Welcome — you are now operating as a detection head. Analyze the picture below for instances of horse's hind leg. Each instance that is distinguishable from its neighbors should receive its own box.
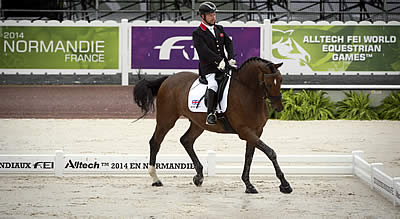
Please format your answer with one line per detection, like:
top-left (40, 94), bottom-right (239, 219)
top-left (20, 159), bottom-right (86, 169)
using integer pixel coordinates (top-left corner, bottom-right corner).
top-left (242, 142), bottom-right (257, 193)
top-left (148, 115), bottom-right (178, 186)
top-left (180, 121), bottom-right (205, 186)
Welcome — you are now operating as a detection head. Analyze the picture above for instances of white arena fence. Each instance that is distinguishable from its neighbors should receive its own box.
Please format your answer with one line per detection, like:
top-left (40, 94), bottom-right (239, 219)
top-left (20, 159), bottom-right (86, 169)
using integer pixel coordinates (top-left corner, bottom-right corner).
top-left (0, 150), bottom-right (399, 206)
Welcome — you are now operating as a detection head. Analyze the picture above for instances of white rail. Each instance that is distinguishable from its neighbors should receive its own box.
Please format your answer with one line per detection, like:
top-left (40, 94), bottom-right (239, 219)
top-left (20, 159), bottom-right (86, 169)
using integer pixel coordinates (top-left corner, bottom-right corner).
top-left (0, 150), bottom-right (399, 206)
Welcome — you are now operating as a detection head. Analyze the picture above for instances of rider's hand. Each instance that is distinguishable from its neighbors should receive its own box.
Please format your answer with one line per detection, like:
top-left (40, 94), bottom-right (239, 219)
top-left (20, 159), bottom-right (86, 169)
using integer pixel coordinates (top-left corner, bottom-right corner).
top-left (228, 59), bottom-right (237, 68)
top-left (217, 59), bottom-right (225, 71)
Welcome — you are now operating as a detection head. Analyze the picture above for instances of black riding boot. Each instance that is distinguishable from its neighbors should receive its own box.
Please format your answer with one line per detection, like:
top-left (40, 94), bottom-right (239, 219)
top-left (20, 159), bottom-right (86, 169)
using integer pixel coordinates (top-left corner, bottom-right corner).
top-left (206, 89), bottom-right (217, 125)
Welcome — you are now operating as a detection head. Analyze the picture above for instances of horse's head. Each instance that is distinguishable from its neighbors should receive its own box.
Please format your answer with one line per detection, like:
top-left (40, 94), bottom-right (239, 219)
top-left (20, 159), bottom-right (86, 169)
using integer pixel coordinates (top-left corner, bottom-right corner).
top-left (258, 61), bottom-right (284, 112)
top-left (235, 57), bottom-right (284, 112)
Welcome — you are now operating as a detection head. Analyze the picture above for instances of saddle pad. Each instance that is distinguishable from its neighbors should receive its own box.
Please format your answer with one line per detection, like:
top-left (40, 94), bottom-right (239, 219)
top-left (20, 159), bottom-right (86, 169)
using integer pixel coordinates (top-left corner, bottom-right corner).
top-left (188, 74), bottom-right (231, 113)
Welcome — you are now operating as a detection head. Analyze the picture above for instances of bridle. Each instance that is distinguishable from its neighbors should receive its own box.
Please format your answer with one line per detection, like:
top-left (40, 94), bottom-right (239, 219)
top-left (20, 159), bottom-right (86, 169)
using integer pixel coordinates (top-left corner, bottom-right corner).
top-left (260, 63), bottom-right (282, 101)
top-left (226, 61), bottom-right (282, 101)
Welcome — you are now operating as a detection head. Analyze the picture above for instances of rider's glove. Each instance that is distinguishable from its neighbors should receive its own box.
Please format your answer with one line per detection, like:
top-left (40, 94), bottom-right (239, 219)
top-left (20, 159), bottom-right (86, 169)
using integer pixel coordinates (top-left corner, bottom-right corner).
top-left (217, 59), bottom-right (225, 71)
top-left (228, 59), bottom-right (237, 68)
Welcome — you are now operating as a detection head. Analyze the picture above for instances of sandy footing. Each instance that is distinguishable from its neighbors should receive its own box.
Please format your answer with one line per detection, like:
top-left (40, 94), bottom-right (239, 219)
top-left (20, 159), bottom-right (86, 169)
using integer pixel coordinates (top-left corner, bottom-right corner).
top-left (0, 119), bottom-right (399, 217)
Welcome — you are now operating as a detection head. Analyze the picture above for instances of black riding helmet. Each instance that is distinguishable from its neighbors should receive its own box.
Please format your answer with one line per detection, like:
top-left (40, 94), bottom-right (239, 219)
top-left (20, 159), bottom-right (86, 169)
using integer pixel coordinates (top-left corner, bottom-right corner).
top-left (199, 1), bottom-right (217, 15)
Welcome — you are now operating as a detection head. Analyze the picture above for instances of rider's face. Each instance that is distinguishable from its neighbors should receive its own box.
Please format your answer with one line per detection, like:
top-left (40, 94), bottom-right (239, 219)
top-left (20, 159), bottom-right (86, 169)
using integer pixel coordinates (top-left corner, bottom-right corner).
top-left (204, 12), bottom-right (216, 25)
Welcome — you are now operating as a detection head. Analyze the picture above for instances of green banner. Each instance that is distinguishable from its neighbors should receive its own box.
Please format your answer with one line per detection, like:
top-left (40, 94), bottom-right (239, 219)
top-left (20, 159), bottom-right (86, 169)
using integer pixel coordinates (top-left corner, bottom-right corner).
top-left (0, 26), bottom-right (119, 69)
top-left (272, 25), bottom-right (400, 71)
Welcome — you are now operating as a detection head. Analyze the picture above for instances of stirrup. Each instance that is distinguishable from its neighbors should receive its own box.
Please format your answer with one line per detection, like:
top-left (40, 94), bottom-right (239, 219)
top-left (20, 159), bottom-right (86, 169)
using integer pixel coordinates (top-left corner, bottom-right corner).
top-left (206, 113), bottom-right (217, 125)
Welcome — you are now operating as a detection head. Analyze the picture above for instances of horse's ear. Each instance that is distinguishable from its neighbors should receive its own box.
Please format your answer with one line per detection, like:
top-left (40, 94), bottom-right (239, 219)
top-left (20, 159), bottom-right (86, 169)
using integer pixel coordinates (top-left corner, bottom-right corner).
top-left (275, 62), bottom-right (283, 69)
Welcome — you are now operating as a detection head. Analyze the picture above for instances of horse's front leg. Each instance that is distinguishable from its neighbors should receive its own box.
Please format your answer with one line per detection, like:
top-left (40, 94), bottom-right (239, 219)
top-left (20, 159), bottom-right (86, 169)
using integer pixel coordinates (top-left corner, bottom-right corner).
top-left (241, 142), bottom-right (258, 193)
top-left (256, 139), bottom-right (292, 194)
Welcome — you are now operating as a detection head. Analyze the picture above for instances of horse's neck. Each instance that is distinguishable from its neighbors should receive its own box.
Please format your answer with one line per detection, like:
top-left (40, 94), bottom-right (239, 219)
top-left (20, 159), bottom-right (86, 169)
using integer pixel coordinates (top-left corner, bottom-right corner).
top-left (232, 63), bottom-right (265, 104)
top-left (236, 64), bottom-right (262, 92)
top-left (231, 65), bottom-right (268, 118)
top-left (229, 61), bottom-right (269, 122)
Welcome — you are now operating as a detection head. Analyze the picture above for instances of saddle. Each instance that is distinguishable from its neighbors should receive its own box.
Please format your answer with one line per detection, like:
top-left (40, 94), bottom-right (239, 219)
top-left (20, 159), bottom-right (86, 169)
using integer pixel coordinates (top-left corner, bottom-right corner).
top-left (198, 72), bottom-right (235, 133)
top-left (199, 73), bottom-right (230, 109)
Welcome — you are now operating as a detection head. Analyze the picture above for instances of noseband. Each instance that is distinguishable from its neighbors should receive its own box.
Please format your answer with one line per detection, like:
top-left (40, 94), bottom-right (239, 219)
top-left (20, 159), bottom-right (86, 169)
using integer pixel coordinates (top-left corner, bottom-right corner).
top-left (260, 63), bottom-right (282, 101)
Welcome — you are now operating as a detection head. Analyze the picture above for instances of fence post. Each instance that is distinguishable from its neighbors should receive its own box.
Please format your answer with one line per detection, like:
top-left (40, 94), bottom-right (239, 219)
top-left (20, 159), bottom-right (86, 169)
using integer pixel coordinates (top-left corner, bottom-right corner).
top-left (191, 0), bottom-right (195, 20)
top-left (95, 0), bottom-right (99, 20)
top-left (121, 19), bottom-right (129, 86)
top-left (352, 150), bottom-right (364, 176)
top-left (262, 19), bottom-right (272, 60)
top-left (207, 150), bottom-right (216, 176)
top-left (55, 150), bottom-right (64, 177)
top-left (393, 177), bottom-right (400, 206)
top-left (370, 163), bottom-right (384, 189)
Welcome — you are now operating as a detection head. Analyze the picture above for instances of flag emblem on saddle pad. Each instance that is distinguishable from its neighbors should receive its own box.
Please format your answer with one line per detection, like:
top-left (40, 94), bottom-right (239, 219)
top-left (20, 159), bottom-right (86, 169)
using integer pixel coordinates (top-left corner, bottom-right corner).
top-left (192, 100), bottom-right (199, 105)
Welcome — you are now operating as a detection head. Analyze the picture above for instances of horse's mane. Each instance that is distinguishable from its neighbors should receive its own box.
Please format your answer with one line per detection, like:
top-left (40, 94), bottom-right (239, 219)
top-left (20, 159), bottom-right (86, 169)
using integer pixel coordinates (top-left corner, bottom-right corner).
top-left (233, 56), bottom-right (272, 76)
top-left (238, 57), bottom-right (271, 70)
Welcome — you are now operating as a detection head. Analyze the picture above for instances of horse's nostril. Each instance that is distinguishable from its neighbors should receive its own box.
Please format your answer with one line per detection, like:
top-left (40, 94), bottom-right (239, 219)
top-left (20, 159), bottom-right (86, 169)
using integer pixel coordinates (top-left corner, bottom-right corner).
top-left (274, 105), bottom-right (284, 112)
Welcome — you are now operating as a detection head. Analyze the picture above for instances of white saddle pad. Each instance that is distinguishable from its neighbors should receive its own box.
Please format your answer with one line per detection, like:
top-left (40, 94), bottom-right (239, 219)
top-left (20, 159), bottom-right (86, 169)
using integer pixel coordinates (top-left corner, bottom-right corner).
top-left (188, 74), bottom-right (231, 113)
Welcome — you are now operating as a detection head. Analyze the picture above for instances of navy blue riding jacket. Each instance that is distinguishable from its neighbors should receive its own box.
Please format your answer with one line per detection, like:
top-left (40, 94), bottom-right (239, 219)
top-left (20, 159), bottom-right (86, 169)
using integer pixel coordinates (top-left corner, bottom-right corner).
top-left (192, 23), bottom-right (234, 77)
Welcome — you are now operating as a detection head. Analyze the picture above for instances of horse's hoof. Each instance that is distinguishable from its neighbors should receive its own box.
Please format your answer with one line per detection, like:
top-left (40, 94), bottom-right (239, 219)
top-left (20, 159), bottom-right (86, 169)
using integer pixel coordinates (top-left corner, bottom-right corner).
top-left (245, 186), bottom-right (258, 194)
top-left (152, 180), bottom-right (163, 187)
top-left (193, 175), bottom-right (204, 187)
top-left (279, 184), bottom-right (292, 194)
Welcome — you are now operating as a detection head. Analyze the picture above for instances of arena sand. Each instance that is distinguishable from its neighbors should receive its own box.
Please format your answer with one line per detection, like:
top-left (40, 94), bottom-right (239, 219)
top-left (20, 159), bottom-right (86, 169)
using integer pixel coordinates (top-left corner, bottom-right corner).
top-left (0, 119), bottom-right (399, 218)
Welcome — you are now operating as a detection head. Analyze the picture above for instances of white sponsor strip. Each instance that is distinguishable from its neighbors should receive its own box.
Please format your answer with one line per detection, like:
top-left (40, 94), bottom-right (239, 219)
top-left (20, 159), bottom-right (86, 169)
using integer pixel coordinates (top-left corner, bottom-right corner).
top-left (60, 154), bottom-right (206, 175)
top-left (352, 154), bottom-right (400, 206)
top-left (0, 150), bottom-right (399, 206)
top-left (371, 163), bottom-right (394, 200)
top-left (394, 177), bottom-right (400, 206)
top-left (0, 154), bottom-right (55, 173)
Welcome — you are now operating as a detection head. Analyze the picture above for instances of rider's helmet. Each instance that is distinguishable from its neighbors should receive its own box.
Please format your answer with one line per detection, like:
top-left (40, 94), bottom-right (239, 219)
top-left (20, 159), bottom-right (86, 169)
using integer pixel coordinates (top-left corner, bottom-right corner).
top-left (199, 2), bottom-right (217, 15)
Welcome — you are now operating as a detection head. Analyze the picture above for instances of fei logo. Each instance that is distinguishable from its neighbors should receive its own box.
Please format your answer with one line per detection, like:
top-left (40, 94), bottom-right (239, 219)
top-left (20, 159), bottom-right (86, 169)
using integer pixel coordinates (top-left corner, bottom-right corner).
top-left (153, 36), bottom-right (199, 61)
top-left (132, 26), bottom-right (258, 70)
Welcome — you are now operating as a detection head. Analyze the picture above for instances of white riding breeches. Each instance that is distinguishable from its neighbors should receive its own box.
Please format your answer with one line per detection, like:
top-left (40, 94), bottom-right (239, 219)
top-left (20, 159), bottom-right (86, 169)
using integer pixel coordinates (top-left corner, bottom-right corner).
top-left (206, 73), bottom-right (218, 92)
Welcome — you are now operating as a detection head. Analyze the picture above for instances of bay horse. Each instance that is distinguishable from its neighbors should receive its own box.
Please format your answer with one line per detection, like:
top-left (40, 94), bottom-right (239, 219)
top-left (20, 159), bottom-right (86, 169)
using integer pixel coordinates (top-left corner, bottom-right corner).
top-left (133, 57), bottom-right (292, 194)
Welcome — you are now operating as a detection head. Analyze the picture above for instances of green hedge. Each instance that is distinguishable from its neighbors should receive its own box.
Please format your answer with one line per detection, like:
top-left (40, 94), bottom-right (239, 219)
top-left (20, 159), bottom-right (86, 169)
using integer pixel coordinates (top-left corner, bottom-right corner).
top-left (268, 90), bottom-right (400, 120)
top-left (378, 92), bottom-right (400, 120)
top-left (335, 91), bottom-right (379, 120)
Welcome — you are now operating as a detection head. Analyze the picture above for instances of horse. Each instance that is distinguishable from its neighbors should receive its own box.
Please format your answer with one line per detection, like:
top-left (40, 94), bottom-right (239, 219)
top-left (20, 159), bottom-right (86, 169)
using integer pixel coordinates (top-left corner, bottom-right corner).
top-left (133, 57), bottom-right (292, 194)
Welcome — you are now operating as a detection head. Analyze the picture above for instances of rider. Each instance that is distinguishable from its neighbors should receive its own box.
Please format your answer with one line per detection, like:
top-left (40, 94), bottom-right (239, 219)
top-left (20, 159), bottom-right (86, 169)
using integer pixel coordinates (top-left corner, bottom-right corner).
top-left (192, 1), bottom-right (237, 125)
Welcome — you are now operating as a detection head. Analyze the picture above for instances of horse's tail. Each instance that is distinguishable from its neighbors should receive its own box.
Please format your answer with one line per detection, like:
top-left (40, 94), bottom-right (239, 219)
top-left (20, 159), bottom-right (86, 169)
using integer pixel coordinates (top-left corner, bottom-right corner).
top-left (133, 76), bottom-right (169, 120)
